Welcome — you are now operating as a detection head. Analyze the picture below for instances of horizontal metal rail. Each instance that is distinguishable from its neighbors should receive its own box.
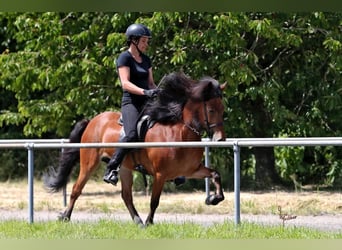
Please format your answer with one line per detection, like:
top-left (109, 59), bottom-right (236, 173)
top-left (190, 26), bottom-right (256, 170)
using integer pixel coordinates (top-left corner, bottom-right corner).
top-left (1, 137), bottom-right (342, 149)
top-left (0, 137), bottom-right (341, 225)
top-left (0, 139), bottom-right (70, 144)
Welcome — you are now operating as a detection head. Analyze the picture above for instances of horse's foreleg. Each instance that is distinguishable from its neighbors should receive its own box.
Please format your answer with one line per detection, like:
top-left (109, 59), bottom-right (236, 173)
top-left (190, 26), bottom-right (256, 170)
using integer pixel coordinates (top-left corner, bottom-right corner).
top-left (205, 169), bottom-right (225, 206)
top-left (120, 167), bottom-right (144, 226)
top-left (145, 175), bottom-right (164, 226)
top-left (189, 165), bottom-right (225, 206)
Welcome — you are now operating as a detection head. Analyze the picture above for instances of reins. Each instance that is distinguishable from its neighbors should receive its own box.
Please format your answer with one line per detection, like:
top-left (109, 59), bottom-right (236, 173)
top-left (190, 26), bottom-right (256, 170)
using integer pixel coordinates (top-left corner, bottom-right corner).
top-left (184, 122), bottom-right (201, 136)
top-left (203, 102), bottom-right (213, 138)
top-left (184, 99), bottom-right (223, 139)
top-left (202, 100), bottom-right (223, 139)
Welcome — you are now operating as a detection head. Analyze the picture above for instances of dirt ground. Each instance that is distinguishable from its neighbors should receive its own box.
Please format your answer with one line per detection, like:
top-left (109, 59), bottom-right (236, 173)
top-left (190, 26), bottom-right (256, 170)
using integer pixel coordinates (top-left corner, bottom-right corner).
top-left (0, 180), bottom-right (341, 232)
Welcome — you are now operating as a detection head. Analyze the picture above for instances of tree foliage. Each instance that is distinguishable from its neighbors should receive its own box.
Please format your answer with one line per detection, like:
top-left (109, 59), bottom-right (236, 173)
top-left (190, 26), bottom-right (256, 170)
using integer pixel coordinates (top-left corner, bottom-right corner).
top-left (0, 12), bottom-right (341, 188)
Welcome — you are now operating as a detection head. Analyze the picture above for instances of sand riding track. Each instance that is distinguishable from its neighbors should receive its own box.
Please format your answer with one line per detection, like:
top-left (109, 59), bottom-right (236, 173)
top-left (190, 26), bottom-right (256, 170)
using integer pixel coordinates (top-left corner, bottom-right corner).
top-left (0, 180), bottom-right (341, 232)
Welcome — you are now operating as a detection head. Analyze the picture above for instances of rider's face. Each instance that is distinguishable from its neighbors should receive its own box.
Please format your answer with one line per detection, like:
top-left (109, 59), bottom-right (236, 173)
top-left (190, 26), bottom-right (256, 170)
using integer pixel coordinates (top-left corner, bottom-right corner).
top-left (137, 36), bottom-right (150, 52)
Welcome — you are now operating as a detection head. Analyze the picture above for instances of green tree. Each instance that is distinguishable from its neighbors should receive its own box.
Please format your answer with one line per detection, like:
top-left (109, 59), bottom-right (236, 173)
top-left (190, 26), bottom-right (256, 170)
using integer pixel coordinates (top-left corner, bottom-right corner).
top-left (0, 12), bottom-right (341, 188)
top-left (1, 12), bottom-right (124, 137)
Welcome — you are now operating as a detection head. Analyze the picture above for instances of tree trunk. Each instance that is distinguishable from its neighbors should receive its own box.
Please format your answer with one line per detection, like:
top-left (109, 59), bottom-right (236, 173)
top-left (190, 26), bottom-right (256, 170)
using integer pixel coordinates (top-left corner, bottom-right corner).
top-left (248, 96), bottom-right (282, 189)
top-left (253, 147), bottom-right (280, 188)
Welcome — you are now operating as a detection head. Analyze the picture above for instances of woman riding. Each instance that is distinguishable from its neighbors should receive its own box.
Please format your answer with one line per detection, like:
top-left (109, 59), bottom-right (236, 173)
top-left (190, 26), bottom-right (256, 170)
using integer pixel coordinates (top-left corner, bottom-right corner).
top-left (103, 23), bottom-right (159, 185)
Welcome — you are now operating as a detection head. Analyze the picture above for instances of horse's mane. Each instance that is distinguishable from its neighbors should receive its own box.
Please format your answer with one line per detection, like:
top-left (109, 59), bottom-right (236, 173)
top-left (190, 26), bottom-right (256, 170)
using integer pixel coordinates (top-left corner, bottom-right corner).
top-left (143, 72), bottom-right (223, 125)
top-left (143, 72), bottom-right (194, 124)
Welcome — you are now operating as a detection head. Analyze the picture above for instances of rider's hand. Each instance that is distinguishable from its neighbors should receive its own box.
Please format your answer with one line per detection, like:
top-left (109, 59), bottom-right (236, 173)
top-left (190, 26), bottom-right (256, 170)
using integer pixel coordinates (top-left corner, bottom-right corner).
top-left (143, 89), bottom-right (160, 98)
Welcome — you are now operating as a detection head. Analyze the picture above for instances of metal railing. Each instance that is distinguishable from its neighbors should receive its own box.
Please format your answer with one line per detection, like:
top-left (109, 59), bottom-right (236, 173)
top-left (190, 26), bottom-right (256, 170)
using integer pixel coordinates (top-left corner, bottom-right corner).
top-left (1, 137), bottom-right (341, 224)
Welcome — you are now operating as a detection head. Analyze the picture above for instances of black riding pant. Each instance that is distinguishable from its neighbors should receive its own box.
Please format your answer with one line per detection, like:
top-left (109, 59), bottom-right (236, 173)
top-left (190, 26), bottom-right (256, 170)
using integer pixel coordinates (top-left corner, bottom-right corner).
top-left (121, 102), bottom-right (141, 142)
top-left (107, 103), bottom-right (142, 171)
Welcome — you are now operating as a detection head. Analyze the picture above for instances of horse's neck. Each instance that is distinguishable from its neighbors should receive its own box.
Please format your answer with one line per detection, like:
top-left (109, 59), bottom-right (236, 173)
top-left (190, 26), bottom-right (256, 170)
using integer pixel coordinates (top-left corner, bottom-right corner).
top-left (181, 101), bottom-right (202, 140)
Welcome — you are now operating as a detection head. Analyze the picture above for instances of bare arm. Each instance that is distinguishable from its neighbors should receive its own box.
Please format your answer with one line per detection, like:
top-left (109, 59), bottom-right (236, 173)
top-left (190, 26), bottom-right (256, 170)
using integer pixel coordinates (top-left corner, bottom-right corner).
top-left (148, 68), bottom-right (157, 89)
top-left (118, 66), bottom-right (145, 95)
top-left (118, 66), bottom-right (157, 95)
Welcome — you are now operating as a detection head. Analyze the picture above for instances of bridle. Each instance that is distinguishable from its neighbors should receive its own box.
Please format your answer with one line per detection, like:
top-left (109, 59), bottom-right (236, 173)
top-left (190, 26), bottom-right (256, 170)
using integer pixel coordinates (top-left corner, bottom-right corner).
top-left (185, 99), bottom-right (223, 139)
top-left (203, 101), bottom-right (223, 139)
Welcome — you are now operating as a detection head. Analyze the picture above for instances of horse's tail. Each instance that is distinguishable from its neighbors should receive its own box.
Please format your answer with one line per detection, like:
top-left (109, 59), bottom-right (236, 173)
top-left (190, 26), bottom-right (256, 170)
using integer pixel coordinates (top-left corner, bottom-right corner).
top-left (43, 119), bottom-right (90, 193)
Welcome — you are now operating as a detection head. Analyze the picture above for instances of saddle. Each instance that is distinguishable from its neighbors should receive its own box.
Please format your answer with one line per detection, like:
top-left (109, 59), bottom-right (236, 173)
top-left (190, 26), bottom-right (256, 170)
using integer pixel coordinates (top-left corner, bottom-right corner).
top-left (116, 115), bottom-right (185, 187)
top-left (117, 114), bottom-right (156, 141)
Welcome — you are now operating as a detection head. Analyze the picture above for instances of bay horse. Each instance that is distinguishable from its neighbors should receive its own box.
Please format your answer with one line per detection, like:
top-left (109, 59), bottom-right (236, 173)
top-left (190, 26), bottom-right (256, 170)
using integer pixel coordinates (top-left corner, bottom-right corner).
top-left (44, 72), bottom-right (226, 226)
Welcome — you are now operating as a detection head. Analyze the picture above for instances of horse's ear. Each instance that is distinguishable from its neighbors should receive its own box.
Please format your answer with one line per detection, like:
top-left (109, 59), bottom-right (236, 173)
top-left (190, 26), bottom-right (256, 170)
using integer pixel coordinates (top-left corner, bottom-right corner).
top-left (220, 82), bottom-right (227, 90)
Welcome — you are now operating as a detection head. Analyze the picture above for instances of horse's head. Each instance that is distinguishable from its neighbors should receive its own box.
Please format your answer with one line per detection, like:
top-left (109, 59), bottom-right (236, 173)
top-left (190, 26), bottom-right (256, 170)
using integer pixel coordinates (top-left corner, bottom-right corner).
top-left (144, 72), bottom-right (226, 141)
top-left (191, 77), bottom-right (226, 141)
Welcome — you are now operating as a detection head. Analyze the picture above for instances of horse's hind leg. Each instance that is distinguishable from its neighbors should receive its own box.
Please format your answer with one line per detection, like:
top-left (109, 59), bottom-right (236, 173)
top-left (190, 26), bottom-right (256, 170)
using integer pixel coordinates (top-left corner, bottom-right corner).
top-left (59, 149), bottom-right (100, 221)
top-left (59, 170), bottom-right (92, 221)
top-left (120, 167), bottom-right (144, 226)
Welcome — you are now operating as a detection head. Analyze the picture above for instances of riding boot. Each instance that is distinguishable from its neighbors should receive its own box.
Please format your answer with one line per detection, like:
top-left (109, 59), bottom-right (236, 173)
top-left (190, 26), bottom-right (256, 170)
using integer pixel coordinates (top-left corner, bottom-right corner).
top-left (103, 147), bottom-right (128, 186)
top-left (174, 176), bottom-right (186, 186)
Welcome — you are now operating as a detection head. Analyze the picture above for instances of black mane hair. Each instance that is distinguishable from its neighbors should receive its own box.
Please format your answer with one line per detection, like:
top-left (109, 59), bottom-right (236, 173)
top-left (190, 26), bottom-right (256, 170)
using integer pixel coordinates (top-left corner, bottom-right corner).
top-left (191, 76), bottom-right (223, 102)
top-left (143, 72), bottom-right (222, 124)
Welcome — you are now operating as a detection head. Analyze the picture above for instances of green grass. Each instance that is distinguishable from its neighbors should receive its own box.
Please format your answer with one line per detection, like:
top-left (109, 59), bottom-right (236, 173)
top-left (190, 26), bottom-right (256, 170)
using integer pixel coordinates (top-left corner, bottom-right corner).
top-left (0, 220), bottom-right (341, 239)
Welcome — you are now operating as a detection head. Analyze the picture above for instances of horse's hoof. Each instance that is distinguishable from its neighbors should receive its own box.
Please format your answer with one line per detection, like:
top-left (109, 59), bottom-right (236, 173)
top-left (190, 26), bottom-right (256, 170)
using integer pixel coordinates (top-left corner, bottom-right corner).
top-left (58, 213), bottom-right (70, 222)
top-left (144, 218), bottom-right (154, 227)
top-left (145, 222), bottom-right (153, 227)
top-left (133, 216), bottom-right (144, 226)
top-left (205, 195), bottom-right (224, 206)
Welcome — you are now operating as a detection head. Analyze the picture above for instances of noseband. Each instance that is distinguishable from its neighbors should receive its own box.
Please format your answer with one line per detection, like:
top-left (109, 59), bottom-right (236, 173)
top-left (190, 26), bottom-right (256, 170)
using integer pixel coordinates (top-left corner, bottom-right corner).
top-left (203, 101), bottom-right (223, 139)
top-left (185, 100), bottom-right (223, 139)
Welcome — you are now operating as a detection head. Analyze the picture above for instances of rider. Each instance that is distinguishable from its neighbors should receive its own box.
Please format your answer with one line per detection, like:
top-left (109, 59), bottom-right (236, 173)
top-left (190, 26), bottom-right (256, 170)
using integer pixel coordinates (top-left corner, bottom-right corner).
top-left (103, 23), bottom-right (159, 185)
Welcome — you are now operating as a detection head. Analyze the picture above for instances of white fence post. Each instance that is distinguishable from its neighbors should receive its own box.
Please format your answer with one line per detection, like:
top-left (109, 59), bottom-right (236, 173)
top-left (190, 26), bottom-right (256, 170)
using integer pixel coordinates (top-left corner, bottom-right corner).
top-left (25, 143), bottom-right (34, 224)
top-left (61, 139), bottom-right (67, 207)
top-left (233, 142), bottom-right (241, 225)
top-left (204, 146), bottom-right (210, 197)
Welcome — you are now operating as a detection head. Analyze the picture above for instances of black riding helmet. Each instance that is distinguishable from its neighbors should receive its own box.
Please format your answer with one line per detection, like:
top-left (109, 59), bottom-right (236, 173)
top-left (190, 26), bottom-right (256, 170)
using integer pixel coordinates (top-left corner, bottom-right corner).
top-left (125, 23), bottom-right (152, 44)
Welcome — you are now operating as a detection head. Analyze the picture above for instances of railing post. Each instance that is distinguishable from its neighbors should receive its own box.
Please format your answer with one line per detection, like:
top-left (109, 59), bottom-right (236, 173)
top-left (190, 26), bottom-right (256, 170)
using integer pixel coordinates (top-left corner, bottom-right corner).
top-left (26, 143), bottom-right (34, 224)
top-left (61, 139), bottom-right (67, 207)
top-left (233, 141), bottom-right (241, 225)
top-left (204, 146), bottom-right (210, 197)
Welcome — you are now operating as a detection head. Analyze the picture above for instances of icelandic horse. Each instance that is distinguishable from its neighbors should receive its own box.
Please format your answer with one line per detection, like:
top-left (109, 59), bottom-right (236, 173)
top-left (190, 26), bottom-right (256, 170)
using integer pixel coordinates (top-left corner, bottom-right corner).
top-left (44, 72), bottom-right (226, 226)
